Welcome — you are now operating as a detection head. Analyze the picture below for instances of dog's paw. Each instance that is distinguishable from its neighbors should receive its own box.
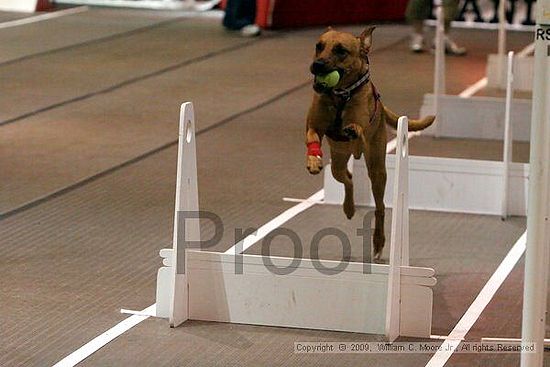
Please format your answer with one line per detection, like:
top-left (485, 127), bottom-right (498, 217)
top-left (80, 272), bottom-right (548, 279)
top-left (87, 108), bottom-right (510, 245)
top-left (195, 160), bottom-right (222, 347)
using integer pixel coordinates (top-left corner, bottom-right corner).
top-left (342, 124), bottom-right (360, 140)
top-left (307, 155), bottom-right (323, 175)
top-left (343, 198), bottom-right (355, 219)
top-left (373, 253), bottom-right (385, 264)
top-left (373, 234), bottom-right (385, 261)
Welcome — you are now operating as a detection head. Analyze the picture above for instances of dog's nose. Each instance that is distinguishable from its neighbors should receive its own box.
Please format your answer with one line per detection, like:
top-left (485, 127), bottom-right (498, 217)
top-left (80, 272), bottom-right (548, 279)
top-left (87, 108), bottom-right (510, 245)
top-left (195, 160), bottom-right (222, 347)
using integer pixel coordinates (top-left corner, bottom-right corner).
top-left (310, 60), bottom-right (328, 75)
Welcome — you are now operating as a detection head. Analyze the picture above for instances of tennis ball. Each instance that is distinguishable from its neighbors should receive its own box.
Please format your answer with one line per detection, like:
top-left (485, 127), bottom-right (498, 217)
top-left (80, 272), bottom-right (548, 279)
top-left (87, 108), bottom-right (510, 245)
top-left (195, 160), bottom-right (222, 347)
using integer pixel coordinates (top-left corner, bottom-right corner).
top-left (315, 71), bottom-right (340, 88)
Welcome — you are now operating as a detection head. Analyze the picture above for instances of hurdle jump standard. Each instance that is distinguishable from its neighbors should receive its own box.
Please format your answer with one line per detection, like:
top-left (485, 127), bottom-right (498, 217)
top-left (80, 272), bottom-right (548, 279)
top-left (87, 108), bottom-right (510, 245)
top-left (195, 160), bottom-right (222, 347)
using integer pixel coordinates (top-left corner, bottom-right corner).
top-left (421, 5), bottom-right (533, 142)
top-left (154, 102), bottom-right (436, 341)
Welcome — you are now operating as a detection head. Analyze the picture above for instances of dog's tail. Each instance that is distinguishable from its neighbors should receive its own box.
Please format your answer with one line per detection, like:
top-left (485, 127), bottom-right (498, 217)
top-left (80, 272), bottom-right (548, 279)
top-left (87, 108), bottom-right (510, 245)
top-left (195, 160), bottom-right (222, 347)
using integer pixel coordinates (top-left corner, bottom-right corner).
top-left (383, 105), bottom-right (435, 132)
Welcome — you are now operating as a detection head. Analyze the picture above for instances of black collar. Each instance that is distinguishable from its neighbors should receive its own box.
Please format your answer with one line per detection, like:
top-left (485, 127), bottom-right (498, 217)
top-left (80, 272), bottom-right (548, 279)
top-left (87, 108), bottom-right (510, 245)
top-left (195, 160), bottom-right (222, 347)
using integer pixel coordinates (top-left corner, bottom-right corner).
top-left (332, 70), bottom-right (370, 102)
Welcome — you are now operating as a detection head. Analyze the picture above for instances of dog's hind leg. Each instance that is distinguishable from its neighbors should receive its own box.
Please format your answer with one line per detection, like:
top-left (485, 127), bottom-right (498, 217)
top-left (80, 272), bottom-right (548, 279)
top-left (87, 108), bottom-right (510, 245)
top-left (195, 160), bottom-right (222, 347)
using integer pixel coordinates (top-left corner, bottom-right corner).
top-left (365, 144), bottom-right (387, 261)
top-left (330, 150), bottom-right (354, 219)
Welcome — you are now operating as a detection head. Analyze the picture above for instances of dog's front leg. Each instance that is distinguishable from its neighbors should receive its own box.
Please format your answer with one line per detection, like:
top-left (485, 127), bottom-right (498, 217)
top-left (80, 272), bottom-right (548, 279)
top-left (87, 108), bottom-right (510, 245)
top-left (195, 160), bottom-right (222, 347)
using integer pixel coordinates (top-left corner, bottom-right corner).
top-left (365, 142), bottom-right (387, 261)
top-left (331, 150), bottom-right (354, 219)
top-left (342, 123), bottom-right (363, 141)
top-left (305, 128), bottom-right (323, 174)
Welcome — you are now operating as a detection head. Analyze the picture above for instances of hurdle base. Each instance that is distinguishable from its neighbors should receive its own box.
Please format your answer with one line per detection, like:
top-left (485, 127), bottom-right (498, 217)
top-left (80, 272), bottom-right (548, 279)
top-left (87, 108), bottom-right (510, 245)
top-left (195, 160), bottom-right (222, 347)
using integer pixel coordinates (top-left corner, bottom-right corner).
top-left (156, 249), bottom-right (435, 338)
top-left (420, 93), bottom-right (532, 142)
top-left (324, 155), bottom-right (528, 216)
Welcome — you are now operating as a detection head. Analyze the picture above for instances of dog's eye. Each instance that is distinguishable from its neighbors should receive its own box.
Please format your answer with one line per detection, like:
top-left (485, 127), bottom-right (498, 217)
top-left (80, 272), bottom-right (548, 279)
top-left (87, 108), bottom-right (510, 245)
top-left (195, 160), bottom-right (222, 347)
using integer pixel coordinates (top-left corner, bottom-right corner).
top-left (315, 42), bottom-right (325, 53)
top-left (333, 45), bottom-right (348, 56)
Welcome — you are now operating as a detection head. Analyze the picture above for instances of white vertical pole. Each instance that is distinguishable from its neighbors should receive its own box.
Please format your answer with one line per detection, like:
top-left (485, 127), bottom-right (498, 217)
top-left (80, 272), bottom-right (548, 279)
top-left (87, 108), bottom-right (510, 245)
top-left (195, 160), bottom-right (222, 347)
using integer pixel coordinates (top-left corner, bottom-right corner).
top-left (497, 0), bottom-right (507, 87)
top-left (169, 102), bottom-right (200, 328)
top-left (385, 116), bottom-right (409, 342)
top-left (434, 6), bottom-right (446, 137)
top-left (521, 1), bottom-right (550, 365)
top-left (501, 51), bottom-right (514, 220)
top-left (400, 126), bottom-right (410, 268)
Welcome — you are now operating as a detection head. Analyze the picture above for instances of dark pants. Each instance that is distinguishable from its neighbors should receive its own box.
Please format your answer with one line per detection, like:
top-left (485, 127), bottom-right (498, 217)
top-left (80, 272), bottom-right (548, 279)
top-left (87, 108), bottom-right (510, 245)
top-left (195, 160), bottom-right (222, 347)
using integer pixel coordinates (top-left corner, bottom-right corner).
top-left (406, 0), bottom-right (459, 24)
top-left (223, 0), bottom-right (256, 30)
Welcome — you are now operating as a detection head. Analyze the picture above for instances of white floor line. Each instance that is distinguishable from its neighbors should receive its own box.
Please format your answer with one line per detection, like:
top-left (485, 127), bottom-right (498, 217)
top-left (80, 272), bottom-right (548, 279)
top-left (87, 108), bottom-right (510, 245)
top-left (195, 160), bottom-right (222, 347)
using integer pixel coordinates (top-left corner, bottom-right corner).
top-left (55, 0), bottom-right (222, 12)
top-left (425, 231), bottom-right (527, 367)
top-left (0, 6), bottom-right (88, 30)
top-left (55, 0), bottom-right (192, 10)
top-left (51, 304), bottom-right (156, 367)
top-left (224, 189), bottom-right (324, 255)
top-left (517, 42), bottom-right (535, 57)
top-left (458, 41), bottom-right (534, 98)
top-left (458, 78), bottom-right (489, 98)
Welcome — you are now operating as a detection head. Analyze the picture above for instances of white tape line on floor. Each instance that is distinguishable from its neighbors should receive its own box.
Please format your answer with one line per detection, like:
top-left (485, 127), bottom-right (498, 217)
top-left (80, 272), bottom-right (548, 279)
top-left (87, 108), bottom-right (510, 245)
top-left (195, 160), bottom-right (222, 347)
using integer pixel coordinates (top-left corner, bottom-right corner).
top-left (0, 6), bottom-right (88, 30)
top-left (51, 304), bottom-right (156, 367)
top-left (425, 231), bottom-right (526, 367)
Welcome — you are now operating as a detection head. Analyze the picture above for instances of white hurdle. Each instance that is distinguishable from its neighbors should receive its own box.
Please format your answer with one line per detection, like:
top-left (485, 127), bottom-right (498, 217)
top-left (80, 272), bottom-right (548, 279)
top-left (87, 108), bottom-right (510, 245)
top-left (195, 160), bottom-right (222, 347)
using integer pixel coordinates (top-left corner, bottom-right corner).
top-left (155, 104), bottom-right (436, 341)
top-left (324, 122), bottom-right (529, 217)
top-left (385, 117), bottom-right (410, 341)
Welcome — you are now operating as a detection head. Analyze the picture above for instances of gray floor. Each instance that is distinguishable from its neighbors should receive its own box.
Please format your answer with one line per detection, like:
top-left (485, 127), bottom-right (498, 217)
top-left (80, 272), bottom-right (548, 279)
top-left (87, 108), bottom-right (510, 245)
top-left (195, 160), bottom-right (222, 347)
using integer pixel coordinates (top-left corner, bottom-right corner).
top-left (0, 6), bottom-right (545, 367)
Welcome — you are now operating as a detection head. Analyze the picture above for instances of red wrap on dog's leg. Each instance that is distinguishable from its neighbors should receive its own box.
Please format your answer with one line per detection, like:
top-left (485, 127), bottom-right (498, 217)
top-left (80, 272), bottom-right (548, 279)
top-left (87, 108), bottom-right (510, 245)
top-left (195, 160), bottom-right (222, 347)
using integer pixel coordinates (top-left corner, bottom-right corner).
top-left (307, 141), bottom-right (323, 157)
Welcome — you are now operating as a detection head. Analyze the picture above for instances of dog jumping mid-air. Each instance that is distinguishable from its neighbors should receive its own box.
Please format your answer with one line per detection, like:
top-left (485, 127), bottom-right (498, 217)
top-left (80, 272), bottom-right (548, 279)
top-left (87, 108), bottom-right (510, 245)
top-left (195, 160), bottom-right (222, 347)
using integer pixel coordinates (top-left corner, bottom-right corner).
top-left (305, 26), bottom-right (435, 260)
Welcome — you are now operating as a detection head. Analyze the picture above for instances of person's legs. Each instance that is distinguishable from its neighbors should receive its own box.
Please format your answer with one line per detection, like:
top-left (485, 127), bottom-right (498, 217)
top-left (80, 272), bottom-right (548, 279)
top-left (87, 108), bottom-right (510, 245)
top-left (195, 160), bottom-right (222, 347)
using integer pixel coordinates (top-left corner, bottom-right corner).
top-left (406, 0), bottom-right (431, 52)
top-left (222, 0), bottom-right (257, 31)
top-left (239, 0), bottom-right (256, 27)
top-left (442, 0), bottom-right (466, 55)
top-left (443, 0), bottom-right (458, 31)
top-left (222, 0), bottom-right (239, 30)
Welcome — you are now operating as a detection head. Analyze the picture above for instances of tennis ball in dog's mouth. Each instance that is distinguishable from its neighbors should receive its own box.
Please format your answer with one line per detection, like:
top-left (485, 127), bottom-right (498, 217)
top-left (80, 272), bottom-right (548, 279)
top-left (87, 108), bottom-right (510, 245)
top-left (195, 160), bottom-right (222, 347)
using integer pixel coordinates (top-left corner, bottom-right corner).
top-left (315, 70), bottom-right (340, 88)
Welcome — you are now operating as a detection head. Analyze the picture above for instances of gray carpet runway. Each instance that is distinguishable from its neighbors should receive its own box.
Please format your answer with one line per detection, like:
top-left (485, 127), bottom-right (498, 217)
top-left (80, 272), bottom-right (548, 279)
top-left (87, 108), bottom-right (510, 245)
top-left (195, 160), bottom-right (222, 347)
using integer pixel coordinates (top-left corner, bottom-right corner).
top-left (0, 7), bottom-right (544, 367)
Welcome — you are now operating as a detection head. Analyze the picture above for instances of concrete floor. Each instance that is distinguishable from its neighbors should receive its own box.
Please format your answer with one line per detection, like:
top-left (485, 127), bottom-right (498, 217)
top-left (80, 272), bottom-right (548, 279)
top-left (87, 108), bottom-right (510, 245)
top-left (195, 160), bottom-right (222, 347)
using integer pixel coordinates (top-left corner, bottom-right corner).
top-left (0, 6), bottom-right (546, 367)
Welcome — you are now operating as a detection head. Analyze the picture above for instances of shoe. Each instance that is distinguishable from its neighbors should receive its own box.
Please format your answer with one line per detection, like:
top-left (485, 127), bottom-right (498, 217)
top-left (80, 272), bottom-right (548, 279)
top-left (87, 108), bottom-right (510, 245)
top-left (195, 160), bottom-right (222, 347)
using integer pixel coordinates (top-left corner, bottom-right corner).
top-left (444, 36), bottom-right (466, 56)
top-left (241, 24), bottom-right (261, 37)
top-left (410, 33), bottom-right (424, 53)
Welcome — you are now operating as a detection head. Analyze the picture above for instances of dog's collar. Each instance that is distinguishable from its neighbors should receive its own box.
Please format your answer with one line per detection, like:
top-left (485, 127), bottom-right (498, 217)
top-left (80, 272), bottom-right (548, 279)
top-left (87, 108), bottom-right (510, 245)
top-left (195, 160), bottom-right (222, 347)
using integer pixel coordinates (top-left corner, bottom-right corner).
top-left (332, 71), bottom-right (370, 102)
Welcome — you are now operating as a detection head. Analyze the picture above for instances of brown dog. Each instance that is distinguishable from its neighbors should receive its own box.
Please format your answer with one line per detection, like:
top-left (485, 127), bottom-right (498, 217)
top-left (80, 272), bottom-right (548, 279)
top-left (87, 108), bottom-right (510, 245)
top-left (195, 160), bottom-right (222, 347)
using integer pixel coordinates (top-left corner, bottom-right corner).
top-left (305, 27), bottom-right (435, 260)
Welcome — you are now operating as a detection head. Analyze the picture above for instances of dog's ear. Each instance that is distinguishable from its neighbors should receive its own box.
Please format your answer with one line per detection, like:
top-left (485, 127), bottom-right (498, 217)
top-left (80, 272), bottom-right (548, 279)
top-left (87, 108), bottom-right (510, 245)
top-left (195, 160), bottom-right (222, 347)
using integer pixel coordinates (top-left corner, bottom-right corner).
top-left (324, 26), bottom-right (334, 33)
top-left (358, 26), bottom-right (376, 55)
